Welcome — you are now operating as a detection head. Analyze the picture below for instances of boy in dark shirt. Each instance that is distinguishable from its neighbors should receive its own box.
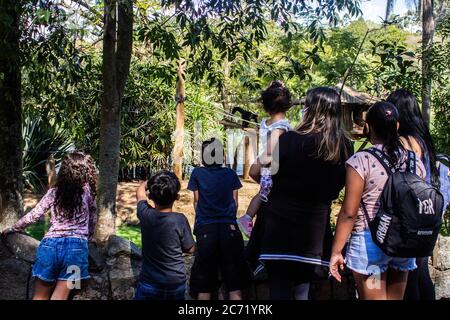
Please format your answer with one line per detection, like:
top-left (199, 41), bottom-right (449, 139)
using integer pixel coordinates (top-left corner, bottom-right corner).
top-left (135, 170), bottom-right (195, 300)
top-left (188, 138), bottom-right (250, 300)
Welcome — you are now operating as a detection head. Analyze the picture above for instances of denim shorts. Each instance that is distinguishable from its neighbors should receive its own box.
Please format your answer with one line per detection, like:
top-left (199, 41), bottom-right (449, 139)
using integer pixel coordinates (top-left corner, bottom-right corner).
top-left (345, 230), bottom-right (416, 275)
top-left (134, 281), bottom-right (186, 300)
top-left (32, 237), bottom-right (89, 282)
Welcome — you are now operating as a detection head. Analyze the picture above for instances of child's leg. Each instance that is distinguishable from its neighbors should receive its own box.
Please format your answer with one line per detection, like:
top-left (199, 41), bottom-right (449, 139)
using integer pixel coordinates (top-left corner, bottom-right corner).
top-left (238, 172), bottom-right (272, 237)
top-left (33, 278), bottom-right (55, 300)
top-left (190, 224), bottom-right (220, 300)
top-left (220, 224), bottom-right (250, 300)
top-left (229, 290), bottom-right (242, 300)
top-left (198, 292), bottom-right (212, 300)
top-left (258, 168), bottom-right (273, 203)
top-left (50, 280), bottom-right (72, 300)
top-left (353, 271), bottom-right (387, 300)
top-left (386, 268), bottom-right (409, 300)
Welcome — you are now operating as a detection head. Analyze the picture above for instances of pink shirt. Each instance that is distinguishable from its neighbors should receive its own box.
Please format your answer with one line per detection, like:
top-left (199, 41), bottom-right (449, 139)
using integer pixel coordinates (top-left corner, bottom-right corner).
top-left (12, 185), bottom-right (97, 240)
top-left (346, 144), bottom-right (426, 233)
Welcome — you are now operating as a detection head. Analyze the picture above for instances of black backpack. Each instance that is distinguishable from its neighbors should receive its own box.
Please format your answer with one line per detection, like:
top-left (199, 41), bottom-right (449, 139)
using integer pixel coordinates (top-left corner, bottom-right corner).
top-left (361, 148), bottom-right (444, 258)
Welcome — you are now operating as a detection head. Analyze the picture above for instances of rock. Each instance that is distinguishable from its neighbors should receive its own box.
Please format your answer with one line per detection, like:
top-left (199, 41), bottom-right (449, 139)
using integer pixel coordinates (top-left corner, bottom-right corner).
top-left (435, 236), bottom-right (450, 271)
top-left (108, 255), bottom-right (141, 300)
top-left (434, 269), bottom-right (450, 300)
top-left (72, 271), bottom-right (110, 300)
top-left (3, 233), bottom-right (39, 263)
top-left (88, 243), bottom-right (106, 272)
top-left (106, 235), bottom-right (142, 259)
top-left (0, 257), bottom-right (32, 300)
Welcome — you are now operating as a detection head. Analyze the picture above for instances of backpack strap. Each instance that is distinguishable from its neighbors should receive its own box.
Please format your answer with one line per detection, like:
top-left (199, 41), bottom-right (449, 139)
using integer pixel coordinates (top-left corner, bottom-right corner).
top-left (364, 148), bottom-right (396, 175)
top-left (406, 150), bottom-right (417, 174)
top-left (360, 148), bottom-right (394, 226)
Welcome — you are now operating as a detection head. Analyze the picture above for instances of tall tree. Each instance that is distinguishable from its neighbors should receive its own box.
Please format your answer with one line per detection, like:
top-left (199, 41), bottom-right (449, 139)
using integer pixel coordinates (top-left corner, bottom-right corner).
top-left (421, 0), bottom-right (434, 125)
top-left (96, 0), bottom-right (133, 242)
top-left (0, 0), bottom-right (23, 229)
top-left (173, 59), bottom-right (186, 180)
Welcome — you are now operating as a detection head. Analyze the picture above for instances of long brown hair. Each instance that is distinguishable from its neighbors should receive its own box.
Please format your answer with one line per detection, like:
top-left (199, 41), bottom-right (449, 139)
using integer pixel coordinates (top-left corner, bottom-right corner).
top-left (54, 151), bottom-right (96, 218)
top-left (296, 87), bottom-right (350, 163)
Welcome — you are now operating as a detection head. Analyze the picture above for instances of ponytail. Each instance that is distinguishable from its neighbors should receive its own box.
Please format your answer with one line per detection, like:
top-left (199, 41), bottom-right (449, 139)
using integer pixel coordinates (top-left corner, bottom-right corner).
top-left (366, 102), bottom-right (405, 167)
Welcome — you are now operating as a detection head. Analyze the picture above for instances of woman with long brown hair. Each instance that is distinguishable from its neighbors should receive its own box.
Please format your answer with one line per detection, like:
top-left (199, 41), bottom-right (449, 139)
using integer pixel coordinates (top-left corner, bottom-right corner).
top-left (1, 151), bottom-right (98, 300)
top-left (247, 87), bottom-right (352, 300)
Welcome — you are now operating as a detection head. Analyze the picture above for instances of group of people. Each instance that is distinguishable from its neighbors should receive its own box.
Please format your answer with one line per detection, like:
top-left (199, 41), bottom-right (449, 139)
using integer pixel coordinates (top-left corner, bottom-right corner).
top-left (1, 81), bottom-right (448, 301)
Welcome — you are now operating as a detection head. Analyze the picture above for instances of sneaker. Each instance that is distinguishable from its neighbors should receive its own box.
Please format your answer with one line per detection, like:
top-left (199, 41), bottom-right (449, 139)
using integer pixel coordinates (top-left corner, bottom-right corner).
top-left (238, 214), bottom-right (254, 238)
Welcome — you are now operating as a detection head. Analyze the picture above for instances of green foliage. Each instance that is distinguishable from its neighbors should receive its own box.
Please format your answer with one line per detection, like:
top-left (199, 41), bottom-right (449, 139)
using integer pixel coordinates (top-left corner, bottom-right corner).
top-left (116, 224), bottom-right (142, 248)
top-left (431, 13), bottom-right (450, 155)
top-left (25, 216), bottom-right (50, 240)
top-left (22, 109), bottom-right (73, 192)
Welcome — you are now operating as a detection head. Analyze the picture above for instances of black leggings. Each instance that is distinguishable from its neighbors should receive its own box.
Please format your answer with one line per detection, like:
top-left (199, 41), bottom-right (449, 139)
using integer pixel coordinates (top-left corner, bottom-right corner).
top-left (404, 257), bottom-right (435, 300)
top-left (265, 260), bottom-right (315, 300)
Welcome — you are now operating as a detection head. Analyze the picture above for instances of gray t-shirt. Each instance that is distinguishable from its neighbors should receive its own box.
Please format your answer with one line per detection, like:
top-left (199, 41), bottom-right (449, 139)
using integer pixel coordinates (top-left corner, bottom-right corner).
top-left (137, 201), bottom-right (195, 285)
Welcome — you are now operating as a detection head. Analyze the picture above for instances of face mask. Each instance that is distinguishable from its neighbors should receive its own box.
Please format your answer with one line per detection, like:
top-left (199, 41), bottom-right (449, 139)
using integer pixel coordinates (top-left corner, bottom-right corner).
top-left (301, 107), bottom-right (308, 119)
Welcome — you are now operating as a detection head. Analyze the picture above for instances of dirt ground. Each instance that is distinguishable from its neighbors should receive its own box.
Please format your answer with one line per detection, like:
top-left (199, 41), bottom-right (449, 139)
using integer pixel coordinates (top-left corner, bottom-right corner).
top-left (23, 179), bottom-right (261, 229)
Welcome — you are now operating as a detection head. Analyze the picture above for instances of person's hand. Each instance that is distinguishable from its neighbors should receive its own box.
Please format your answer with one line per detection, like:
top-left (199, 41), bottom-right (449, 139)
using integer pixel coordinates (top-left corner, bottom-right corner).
top-left (329, 252), bottom-right (345, 282)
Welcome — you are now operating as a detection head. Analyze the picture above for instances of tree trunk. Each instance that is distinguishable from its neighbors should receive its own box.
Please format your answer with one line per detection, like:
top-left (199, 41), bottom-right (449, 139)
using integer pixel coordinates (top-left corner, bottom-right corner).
top-left (173, 59), bottom-right (186, 181)
top-left (421, 0), bottom-right (434, 126)
top-left (96, 0), bottom-right (133, 242)
top-left (0, 1), bottom-right (23, 229)
top-left (385, 0), bottom-right (395, 21)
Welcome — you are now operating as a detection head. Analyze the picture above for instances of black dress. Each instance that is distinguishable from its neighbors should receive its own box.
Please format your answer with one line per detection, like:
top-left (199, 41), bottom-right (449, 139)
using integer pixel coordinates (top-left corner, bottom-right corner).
top-left (247, 131), bottom-right (351, 275)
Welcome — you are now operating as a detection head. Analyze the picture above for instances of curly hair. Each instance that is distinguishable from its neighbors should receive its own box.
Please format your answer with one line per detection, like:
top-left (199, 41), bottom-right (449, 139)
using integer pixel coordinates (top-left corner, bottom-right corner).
top-left (85, 154), bottom-right (98, 198)
top-left (54, 151), bottom-right (96, 218)
top-left (261, 80), bottom-right (292, 114)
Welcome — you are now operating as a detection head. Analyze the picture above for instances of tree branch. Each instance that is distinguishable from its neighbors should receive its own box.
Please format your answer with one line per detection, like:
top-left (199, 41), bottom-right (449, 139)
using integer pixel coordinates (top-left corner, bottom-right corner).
top-left (70, 0), bottom-right (102, 19)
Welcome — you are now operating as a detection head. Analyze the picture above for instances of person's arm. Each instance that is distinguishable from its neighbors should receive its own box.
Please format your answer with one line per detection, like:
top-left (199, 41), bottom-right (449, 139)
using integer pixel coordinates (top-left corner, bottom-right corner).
top-left (249, 159), bottom-right (262, 183)
top-left (259, 129), bottom-right (284, 166)
top-left (187, 170), bottom-right (199, 210)
top-left (2, 190), bottom-right (54, 235)
top-left (136, 181), bottom-right (148, 203)
top-left (180, 216), bottom-right (196, 254)
top-left (184, 244), bottom-right (195, 254)
top-left (329, 166), bottom-right (364, 282)
top-left (193, 190), bottom-right (199, 211)
top-left (233, 189), bottom-right (239, 212)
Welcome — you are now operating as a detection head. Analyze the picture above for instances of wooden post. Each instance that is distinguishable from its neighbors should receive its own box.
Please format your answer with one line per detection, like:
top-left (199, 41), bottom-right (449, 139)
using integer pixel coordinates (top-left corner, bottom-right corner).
top-left (243, 135), bottom-right (250, 179)
top-left (173, 59), bottom-right (186, 181)
top-left (46, 154), bottom-right (57, 188)
top-left (243, 128), bottom-right (257, 180)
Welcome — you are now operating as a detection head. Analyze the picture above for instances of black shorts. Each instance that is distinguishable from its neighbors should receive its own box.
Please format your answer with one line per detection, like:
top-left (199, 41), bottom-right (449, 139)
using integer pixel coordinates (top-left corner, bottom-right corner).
top-left (189, 223), bottom-right (251, 296)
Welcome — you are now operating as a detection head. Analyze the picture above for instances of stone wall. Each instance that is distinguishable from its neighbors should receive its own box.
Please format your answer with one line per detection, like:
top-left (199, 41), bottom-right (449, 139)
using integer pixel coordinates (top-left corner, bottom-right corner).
top-left (0, 233), bottom-right (448, 300)
top-left (430, 235), bottom-right (450, 300)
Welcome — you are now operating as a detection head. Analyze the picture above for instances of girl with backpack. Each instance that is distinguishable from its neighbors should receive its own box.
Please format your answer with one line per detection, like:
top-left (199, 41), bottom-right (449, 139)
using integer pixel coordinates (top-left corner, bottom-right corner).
top-left (387, 89), bottom-right (440, 300)
top-left (1, 151), bottom-right (97, 300)
top-left (329, 102), bottom-right (427, 300)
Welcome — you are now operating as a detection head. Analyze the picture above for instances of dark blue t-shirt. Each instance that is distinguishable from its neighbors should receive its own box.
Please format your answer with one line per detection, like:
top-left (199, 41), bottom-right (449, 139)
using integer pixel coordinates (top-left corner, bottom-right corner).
top-left (187, 166), bottom-right (242, 232)
top-left (137, 201), bottom-right (195, 285)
